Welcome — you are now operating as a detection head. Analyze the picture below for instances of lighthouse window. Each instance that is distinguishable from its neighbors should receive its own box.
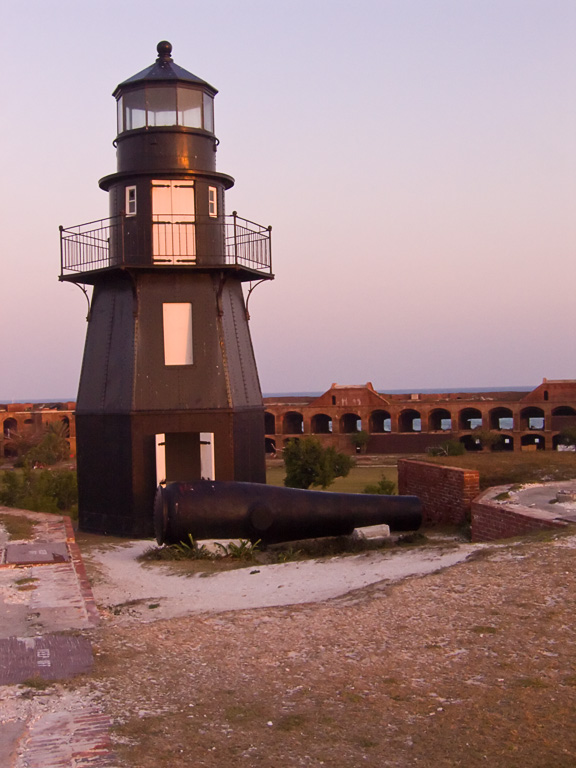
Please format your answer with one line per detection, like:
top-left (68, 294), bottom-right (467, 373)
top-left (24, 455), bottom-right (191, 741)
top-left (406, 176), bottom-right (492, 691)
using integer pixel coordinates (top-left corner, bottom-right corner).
top-left (208, 187), bottom-right (217, 217)
top-left (203, 93), bottom-right (214, 133)
top-left (163, 303), bottom-right (193, 366)
top-left (122, 90), bottom-right (146, 131)
top-left (126, 186), bottom-right (137, 216)
top-left (178, 88), bottom-right (203, 128)
top-left (147, 86), bottom-right (177, 127)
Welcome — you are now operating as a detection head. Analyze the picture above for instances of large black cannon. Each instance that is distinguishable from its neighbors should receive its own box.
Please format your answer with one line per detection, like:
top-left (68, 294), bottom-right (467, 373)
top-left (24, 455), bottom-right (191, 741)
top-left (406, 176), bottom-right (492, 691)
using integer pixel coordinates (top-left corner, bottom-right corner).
top-left (154, 480), bottom-right (422, 546)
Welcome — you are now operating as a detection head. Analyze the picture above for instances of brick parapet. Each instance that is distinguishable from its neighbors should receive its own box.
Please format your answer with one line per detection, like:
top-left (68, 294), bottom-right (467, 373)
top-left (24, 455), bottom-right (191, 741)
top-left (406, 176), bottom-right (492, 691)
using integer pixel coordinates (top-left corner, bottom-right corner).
top-left (471, 489), bottom-right (570, 542)
top-left (397, 459), bottom-right (479, 526)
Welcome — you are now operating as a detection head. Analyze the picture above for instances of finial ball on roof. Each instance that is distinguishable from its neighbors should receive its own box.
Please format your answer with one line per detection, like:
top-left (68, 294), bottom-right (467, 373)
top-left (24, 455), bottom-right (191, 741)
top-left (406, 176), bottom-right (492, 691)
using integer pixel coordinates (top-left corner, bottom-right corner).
top-left (157, 41), bottom-right (173, 60)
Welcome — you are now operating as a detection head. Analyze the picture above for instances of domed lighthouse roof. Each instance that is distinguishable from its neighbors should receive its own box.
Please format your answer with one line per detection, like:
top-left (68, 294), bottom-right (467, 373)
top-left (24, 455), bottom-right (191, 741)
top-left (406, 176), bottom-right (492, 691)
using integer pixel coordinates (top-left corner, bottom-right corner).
top-left (113, 41), bottom-right (217, 96)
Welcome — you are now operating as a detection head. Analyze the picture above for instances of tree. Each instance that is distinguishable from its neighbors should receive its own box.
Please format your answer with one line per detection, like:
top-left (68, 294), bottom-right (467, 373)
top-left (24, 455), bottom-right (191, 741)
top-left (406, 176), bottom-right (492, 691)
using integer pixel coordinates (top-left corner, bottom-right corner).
top-left (283, 437), bottom-right (354, 490)
top-left (349, 430), bottom-right (370, 454)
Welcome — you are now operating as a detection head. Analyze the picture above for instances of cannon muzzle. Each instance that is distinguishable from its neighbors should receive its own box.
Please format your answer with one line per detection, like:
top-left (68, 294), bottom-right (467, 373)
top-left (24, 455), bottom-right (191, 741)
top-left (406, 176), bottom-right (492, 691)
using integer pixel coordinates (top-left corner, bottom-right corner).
top-left (154, 480), bottom-right (422, 546)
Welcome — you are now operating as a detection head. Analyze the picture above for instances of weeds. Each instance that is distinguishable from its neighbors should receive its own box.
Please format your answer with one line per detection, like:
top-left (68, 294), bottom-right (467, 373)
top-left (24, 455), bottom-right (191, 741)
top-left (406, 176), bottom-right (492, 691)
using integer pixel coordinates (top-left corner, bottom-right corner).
top-left (214, 539), bottom-right (261, 561)
top-left (0, 513), bottom-right (36, 540)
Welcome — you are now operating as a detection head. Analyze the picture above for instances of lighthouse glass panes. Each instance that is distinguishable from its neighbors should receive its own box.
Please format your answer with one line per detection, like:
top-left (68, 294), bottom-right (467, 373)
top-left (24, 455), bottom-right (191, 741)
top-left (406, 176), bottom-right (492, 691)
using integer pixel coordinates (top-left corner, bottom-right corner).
top-left (117, 86), bottom-right (214, 133)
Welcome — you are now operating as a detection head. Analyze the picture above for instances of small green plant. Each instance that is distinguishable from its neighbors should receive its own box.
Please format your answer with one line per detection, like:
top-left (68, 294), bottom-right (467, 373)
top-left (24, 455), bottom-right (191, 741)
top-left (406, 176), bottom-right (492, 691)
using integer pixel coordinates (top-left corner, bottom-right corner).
top-left (171, 534), bottom-right (213, 560)
top-left (215, 539), bottom-right (261, 561)
top-left (494, 491), bottom-right (511, 501)
top-left (363, 476), bottom-right (396, 495)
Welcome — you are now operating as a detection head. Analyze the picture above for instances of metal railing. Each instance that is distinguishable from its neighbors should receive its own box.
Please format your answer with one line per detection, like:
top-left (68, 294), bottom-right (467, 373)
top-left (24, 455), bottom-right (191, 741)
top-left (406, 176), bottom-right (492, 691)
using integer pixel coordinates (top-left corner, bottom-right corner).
top-left (60, 213), bottom-right (272, 278)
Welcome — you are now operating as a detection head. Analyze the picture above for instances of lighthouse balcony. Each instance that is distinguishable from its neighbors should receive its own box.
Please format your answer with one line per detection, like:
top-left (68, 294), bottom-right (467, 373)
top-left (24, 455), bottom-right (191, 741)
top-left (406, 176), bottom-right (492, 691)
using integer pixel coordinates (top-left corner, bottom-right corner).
top-left (59, 213), bottom-right (272, 283)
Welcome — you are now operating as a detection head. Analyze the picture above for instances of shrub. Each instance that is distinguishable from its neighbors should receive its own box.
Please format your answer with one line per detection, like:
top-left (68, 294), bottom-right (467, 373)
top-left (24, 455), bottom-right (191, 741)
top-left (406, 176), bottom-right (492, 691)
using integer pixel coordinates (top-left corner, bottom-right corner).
top-left (283, 437), bottom-right (354, 490)
top-left (363, 476), bottom-right (396, 495)
top-left (0, 468), bottom-right (78, 518)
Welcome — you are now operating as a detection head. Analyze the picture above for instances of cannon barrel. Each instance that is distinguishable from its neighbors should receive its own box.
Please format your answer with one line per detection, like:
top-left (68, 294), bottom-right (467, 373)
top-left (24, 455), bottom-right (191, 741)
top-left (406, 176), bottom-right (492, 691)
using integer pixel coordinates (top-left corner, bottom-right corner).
top-left (154, 480), bottom-right (422, 546)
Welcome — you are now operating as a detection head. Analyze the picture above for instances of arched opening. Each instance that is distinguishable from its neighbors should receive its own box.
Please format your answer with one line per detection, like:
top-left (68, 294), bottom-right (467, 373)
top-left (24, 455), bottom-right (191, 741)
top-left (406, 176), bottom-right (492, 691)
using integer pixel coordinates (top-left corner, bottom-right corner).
top-left (521, 433), bottom-right (545, 451)
top-left (491, 435), bottom-right (514, 452)
top-left (428, 409), bottom-right (452, 431)
top-left (370, 410), bottom-right (391, 433)
top-left (311, 413), bottom-right (333, 434)
top-left (551, 406), bottom-right (576, 432)
top-left (283, 412), bottom-right (303, 434)
top-left (520, 407), bottom-right (545, 431)
top-left (399, 409), bottom-right (421, 433)
top-left (489, 407), bottom-right (514, 431)
top-left (264, 412), bottom-right (276, 434)
top-left (460, 434), bottom-right (482, 452)
top-left (340, 413), bottom-right (361, 433)
top-left (24, 418), bottom-right (34, 431)
top-left (554, 433), bottom-right (575, 451)
top-left (458, 408), bottom-right (482, 431)
top-left (3, 418), bottom-right (17, 439)
top-left (265, 437), bottom-right (276, 454)
top-left (61, 416), bottom-right (70, 437)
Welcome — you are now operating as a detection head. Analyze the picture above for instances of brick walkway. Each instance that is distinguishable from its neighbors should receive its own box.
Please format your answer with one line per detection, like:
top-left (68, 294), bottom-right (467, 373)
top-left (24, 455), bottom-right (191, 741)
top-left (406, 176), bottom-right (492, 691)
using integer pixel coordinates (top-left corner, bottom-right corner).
top-left (0, 507), bottom-right (115, 767)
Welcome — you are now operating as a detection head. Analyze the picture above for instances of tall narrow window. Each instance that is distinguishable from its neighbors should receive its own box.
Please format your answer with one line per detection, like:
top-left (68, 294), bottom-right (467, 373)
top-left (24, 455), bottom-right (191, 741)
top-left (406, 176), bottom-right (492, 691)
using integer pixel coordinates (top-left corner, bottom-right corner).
top-left (126, 186), bottom-right (137, 216)
top-left (163, 303), bottom-right (193, 365)
top-left (208, 186), bottom-right (217, 218)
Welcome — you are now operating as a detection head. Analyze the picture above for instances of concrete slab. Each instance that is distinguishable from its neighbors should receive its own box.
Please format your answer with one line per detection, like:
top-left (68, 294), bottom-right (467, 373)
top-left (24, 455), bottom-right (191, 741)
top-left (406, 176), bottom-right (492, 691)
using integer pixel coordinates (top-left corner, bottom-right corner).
top-left (0, 635), bottom-right (93, 685)
top-left (5, 542), bottom-right (69, 565)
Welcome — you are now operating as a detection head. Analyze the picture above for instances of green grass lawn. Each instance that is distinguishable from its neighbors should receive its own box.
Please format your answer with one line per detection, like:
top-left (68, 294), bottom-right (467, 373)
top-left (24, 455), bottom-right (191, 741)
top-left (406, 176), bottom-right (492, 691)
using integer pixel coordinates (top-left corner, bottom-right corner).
top-left (266, 464), bottom-right (398, 493)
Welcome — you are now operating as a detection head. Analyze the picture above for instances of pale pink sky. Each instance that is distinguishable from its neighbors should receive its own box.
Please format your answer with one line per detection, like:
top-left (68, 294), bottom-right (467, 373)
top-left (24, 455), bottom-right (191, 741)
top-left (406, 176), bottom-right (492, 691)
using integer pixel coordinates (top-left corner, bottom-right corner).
top-left (1, 0), bottom-right (575, 399)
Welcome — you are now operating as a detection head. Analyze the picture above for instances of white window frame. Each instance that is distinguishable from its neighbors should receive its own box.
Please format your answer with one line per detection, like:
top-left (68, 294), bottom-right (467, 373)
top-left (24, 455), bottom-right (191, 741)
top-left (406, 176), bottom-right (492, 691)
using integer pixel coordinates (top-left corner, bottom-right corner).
top-left (208, 186), bottom-right (217, 218)
top-left (126, 185), bottom-right (137, 217)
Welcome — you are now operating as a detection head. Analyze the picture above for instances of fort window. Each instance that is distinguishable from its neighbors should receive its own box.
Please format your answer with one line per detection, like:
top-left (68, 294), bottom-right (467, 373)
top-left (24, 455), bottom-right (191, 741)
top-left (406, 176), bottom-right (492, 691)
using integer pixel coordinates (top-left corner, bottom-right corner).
top-left (428, 409), bottom-right (451, 431)
top-left (521, 433), bottom-right (545, 450)
top-left (331, 396), bottom-right (336, 405)
top-left (460, 434), bottom-right (482, 452)
top-left (459, 408), bottom-right (482, 431)
top-left (370, 410), bottom-right (391, 433)
top-left (544, 390), bottom-right (549, 401)
top-left (3, 418), bottom-right (17, 438)
top-left (312, 414), bottom-right (333, 434)
top-left (283, 412), bottom-right (304, 434)
top-left (551, 406), bottom-right (576, 432)
top-left (399, 409), bottom-right (421, 433)
top-left (264, 412), bottom-right (276, 434)
top-left (520, 407), bottom-right (545, 431)
top-left (340, 413), bottom-right (361, 433)
top-left (61, 416), bottom-right (70, 437)
top-left (489, 407), bottom-right (514, 431)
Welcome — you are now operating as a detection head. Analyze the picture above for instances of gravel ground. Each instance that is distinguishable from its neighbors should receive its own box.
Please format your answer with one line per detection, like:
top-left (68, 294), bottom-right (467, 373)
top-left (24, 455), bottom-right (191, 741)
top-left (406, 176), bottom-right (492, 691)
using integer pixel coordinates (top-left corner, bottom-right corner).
top-left (78, 530), bottom-right (576, 767)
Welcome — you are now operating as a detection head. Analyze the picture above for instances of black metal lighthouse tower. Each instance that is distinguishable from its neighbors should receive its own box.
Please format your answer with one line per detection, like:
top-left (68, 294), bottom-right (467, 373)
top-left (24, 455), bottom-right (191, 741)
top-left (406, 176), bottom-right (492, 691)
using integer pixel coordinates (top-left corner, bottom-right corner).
top-left (60, 42), bottom-right (273, 537)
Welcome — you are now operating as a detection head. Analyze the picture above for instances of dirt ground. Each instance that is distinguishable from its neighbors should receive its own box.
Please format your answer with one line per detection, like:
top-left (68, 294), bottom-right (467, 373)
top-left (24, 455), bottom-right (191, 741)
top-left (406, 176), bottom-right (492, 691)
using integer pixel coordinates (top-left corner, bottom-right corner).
top-left (67, 529), bottom-right (576, 768)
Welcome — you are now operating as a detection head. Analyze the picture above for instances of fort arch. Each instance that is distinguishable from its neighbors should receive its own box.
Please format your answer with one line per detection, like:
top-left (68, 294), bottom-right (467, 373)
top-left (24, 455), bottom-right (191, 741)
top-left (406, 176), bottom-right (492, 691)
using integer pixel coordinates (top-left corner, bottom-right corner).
top-left (283, 412), bottom-right (303, 434)
top-left (399, 409), bottom-right (421, 433)
top-left (370, 410), bottom-right (391, 433)
top-left (311, 413), bottom-right (333, 434)
top-left (428, 409), bottom-right (452, 431)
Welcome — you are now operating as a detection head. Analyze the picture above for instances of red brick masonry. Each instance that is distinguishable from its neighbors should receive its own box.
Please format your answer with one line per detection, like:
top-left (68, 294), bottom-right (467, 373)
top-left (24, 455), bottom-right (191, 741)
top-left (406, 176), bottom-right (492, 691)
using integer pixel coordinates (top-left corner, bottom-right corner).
top-left (471, 490), bottom-right (569, 542)
top-left (398, 459), bottom-right (479, 526)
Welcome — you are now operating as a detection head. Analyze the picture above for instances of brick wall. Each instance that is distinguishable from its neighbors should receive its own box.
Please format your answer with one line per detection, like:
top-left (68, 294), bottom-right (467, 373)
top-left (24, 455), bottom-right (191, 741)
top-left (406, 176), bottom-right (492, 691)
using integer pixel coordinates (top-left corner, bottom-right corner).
top-left (397, 459), bottom-right (479, 526)
top-left (471, 491), bottom-right (568, 542)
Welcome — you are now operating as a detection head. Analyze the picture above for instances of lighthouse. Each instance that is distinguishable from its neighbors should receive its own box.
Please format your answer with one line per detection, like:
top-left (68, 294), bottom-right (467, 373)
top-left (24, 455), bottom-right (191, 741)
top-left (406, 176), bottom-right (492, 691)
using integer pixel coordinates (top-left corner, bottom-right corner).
top-left (60, 42), bottom-right (273, 537)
